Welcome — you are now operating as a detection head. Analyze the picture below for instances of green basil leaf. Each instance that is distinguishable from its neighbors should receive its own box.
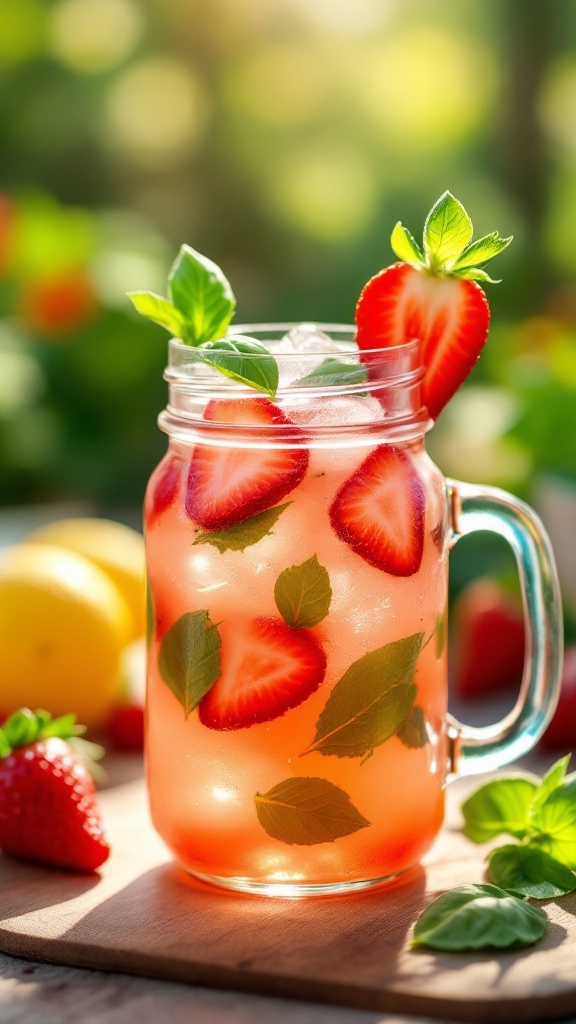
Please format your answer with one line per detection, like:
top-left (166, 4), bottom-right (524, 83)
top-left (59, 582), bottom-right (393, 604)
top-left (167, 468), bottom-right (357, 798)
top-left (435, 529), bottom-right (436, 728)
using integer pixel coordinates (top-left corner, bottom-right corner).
top-left (274, 555), bottom-right (332, 629)
top-left (295, 358), bottom-right (368, 388)
top-left (530, 776), bottom-right (576, 868)
top-left (305, 633), bottom-right (422, 759)
top-left (461, 776), bottom-right (538, 843)
top-left (254, 776), bottom-right (370, 845)
top-left (127, 291), bottom-right (188, 340)
top-left (397, 706), bottom-right (428, 749)
top-left (168, 244), bottom-right (235, 345)
top-left (199, 337), bottom-right (278, 398)
top-left (193, 503), bottom-right (291, 554)
top-left (451, 231), bottom-right (513, 271)
top-left (423, 191), bottom-right (473, 269)
top-left (412, 883), bottom-right (547, 951)
top-left (390, 221), bottom-right (424, 264)
top-left (488, 843), bottom-right (576, 899)
top-left (529, 755), bottom-right (572, 822)
top-left (435, 610), bottom-right (446, 660)
top-left (158, 611), bottom-right (222, 719)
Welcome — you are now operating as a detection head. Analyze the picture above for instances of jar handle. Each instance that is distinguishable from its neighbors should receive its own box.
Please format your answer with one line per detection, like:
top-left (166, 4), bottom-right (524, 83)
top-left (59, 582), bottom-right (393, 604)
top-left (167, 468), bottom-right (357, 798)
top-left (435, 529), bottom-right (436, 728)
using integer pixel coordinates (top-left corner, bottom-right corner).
top-left (446, 479), bottom-right (563, 777)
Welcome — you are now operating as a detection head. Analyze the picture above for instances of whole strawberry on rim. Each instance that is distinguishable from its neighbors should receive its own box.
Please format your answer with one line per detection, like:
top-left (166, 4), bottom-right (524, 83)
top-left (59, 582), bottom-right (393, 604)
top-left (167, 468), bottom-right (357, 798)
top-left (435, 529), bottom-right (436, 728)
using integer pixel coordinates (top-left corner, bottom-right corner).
top-left (0, 707), bottom-right (110, 872)
top-left (355, 191), bottom-right (512, 420)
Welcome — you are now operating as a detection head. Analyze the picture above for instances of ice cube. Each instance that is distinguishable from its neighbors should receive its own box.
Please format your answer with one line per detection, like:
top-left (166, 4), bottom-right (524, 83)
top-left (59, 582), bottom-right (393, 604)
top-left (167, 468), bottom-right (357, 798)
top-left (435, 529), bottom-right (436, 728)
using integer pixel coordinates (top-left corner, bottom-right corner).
top-left (286, 394), bottom-right (384, 427)
top-left (276, 324), bottom-right (344, 387)
top-left (276, 324), bottom-right (341, 354)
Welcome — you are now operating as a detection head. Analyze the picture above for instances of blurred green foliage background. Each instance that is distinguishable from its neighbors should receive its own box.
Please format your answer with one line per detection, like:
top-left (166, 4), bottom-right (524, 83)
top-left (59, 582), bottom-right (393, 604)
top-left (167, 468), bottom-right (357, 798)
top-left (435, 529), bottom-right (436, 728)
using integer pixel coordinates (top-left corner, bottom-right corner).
top-left (1, 0), bottom-right (576, 537)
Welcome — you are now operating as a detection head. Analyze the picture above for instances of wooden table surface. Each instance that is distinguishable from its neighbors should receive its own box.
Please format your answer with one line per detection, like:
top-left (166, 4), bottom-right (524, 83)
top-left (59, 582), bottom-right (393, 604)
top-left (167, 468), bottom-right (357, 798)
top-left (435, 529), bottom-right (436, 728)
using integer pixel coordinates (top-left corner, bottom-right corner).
top-left (2, 748), bottom-right (576, 1024)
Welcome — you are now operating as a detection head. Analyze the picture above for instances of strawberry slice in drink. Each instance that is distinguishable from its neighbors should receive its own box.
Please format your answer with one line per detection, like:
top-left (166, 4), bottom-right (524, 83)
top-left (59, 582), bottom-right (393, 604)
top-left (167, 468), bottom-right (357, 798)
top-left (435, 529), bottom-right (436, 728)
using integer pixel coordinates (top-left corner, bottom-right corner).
top-left (147, 454), bottom-right (182, 524)
top-left (355, 191), bottom-right (512, 420)
top-left (329, 446), bottom-right (426, 577)
top-left (186, 398), bottom-right (309, 530)
top-left (199, 617), bottom-right (327, 730)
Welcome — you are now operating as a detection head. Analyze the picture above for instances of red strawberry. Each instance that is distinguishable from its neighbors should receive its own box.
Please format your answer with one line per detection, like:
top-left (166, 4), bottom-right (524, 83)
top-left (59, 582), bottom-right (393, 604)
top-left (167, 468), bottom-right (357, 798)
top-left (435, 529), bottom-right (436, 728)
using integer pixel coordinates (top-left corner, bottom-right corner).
top-left (0, 709), bottom-right (110, 872)
top-left (451, 579), bottom-right (526, 699)
top-left (199, 617), bottom-right (326, 730)
top-left (147, 454), bottom-right (182, 525)
top-left (540, 647), bottom-right (576, 750)
top-left (329, 445), bottom-right (425, 577)
top-left (106, 703), bottom-right (145, 752)
top-left (186, 398), bottom-right (309, 530)
top-left (355, 192), bottom-right (512, 420)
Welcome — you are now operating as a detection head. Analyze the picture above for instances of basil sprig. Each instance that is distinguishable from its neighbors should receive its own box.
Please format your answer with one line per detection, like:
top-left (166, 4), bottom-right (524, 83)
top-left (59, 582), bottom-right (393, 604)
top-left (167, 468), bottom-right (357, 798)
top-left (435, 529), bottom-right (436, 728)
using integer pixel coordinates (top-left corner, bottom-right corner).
top-left (128, 245), bottom-right (278, 398)
top-left (413, 755), bottom-right (576, 952)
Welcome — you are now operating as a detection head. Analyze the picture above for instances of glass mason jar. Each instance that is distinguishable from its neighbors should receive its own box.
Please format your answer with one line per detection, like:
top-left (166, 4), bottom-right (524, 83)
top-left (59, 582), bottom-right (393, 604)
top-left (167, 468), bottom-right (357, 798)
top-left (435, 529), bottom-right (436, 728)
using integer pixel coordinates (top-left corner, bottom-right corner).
top-left (144, 325), bottom-right (563, 897)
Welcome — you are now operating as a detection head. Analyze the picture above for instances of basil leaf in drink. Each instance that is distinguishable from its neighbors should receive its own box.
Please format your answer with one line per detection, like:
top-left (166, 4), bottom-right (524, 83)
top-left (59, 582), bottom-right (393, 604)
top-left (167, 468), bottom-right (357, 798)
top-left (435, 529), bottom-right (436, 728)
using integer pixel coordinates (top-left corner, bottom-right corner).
top-left (529, 754), bottom-right (572, 822)
top-left (254, 776), bottom-right (370, 845)
top-left (168, 244), bottom-right (236, 345)
top-left (274, 555), bottom-right (332, 629)
top-left (127, 291), bottom-right (188, 340)
top-left (295, 358), bottom-right (368, 388)
top-left (158, 611), bottom-right (222, 719)
top-left (193, 503), bottom-right (292, 554)
top-left (412, 883), bottom-right (547, 951)
top-left (529, 775), bottom-right (576, 868)
top-left (488, 844), bottom-right (576, 899)
top-left (397, 706), bottom-right (428, 749)
top-left (461, 775), bottom-right (538, 843)
top-left (423, 191), bottom-right (473, 270)
top-left (304, 633), bottom-right (422, 759)
top-left (199, 336), bottom-right (279, 398)
top-left (434, 610), bottom-right (446, 659)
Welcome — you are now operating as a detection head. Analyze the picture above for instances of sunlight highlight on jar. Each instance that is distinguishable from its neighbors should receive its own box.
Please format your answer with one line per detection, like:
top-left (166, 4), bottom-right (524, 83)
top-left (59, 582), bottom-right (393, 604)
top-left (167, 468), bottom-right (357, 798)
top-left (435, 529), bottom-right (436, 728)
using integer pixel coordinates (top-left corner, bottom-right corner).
top-left (49, 0), bottom-right (143, 73)
top-left (267, 148), bottom-right (376, 241)
top-left (105, 59), bottom-right (208, 169)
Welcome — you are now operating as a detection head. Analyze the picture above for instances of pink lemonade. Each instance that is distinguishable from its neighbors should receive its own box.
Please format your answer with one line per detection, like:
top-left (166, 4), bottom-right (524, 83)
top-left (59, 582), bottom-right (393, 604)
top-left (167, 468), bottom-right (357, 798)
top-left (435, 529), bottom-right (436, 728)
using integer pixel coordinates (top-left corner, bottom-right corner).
top-left (145, 332), bottom-right (449, 894)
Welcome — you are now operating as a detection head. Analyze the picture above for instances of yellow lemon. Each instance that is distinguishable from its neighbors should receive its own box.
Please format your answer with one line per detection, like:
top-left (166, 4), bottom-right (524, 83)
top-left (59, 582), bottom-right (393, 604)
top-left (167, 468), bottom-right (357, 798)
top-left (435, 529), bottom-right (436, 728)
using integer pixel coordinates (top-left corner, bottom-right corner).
top-left (25, 518), bottom-right (145, 641)
top-left (0, 543), bottom-right (131, 728)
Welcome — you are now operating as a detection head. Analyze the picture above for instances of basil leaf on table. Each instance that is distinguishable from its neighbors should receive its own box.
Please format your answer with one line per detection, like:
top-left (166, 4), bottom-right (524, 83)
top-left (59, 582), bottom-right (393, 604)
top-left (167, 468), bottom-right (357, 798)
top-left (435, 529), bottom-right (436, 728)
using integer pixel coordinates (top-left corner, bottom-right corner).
top-left (488, 843), bottom-right (576, 899)
top-left (528, 754), bottom-right (572, 822)
top-left (461, 775), bottom-right (538, 843)
top-left (529, 775), bottom-right (576, 869)
top-left (412, 883), bottom-right (547, 951)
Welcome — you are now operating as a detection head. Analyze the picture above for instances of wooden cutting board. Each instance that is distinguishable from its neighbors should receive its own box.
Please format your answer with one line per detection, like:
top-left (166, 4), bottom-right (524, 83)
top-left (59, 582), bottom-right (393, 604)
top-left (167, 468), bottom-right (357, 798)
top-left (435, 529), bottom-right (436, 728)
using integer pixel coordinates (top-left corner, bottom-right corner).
top-left (1, 776), bottom-right (575, 1024)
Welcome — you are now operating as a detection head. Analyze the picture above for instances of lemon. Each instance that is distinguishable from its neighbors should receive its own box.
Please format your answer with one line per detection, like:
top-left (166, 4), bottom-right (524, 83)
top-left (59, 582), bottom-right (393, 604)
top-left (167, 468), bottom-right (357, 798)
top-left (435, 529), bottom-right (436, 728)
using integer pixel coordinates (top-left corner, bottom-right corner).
top-left (25, 518), bottom-right (145, 641)
top-left (0, 543), bottom-right (131, 728)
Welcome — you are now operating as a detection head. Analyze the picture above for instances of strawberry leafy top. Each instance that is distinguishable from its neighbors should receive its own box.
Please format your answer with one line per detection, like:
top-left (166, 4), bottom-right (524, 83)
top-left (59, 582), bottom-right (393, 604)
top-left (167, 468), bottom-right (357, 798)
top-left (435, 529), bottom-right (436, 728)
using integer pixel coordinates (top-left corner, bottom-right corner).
top-left (0, 707), bottom-right (104, 777)
top-left (391, 191), bottom-right (512, 283)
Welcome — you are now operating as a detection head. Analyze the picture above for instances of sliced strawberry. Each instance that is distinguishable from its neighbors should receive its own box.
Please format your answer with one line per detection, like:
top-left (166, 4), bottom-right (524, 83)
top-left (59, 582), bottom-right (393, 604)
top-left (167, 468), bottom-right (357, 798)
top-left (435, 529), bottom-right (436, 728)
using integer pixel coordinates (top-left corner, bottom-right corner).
top-left (198, 617), bottom-right (326, 730)
top-left (355, 192), bottom-right (512, 420)
top-left (356, 264), bottom-right (489, 421)
top-left (147, 454), bottom-right (182, 525)
top-left (329, 446), bottom-right (425, 576)
top-left (186, 398), bottom-right (309, 530)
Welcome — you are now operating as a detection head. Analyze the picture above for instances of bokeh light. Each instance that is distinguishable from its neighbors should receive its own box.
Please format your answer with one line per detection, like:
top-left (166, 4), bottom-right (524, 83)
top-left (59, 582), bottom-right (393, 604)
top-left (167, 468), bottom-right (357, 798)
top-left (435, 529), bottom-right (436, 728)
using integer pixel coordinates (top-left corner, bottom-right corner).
top-left (105, 58), bottom-right (209, 169)
top-left (49, 0), bottom-right (143, 74)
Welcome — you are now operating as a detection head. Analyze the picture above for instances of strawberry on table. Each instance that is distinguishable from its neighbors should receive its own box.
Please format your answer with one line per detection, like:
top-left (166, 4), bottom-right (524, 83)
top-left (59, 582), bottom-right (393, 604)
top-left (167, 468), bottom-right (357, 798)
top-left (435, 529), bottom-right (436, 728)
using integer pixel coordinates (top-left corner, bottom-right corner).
top-left (451, 578), bottom-right (526, 700)
top-left (540, 646), bottom-right (576, 750)
top-left (355, 191), bottom-right (512, 420)
top-left (0, 708), bottom-right (110, 872)
top-left (186, 397), bottom-right (309, 530)
top-left (329, 445), bottom-right (426, 577)
top-left (199, 616), bottom-right (327, 730)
